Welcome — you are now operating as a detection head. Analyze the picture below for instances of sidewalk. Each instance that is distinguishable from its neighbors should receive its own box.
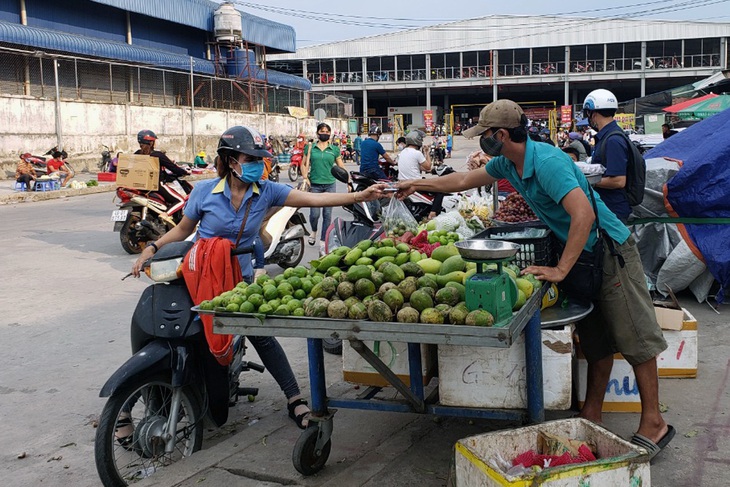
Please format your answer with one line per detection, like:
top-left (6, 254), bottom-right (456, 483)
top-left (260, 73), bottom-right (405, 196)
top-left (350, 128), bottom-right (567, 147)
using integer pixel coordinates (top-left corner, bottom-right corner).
top-left (0, 171), bottom-right (217, 205)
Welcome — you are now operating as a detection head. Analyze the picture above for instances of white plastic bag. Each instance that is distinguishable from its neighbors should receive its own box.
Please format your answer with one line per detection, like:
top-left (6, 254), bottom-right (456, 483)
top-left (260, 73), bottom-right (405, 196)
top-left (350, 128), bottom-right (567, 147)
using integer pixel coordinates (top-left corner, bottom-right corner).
top-left (382, 198), bottom-right (419, 237)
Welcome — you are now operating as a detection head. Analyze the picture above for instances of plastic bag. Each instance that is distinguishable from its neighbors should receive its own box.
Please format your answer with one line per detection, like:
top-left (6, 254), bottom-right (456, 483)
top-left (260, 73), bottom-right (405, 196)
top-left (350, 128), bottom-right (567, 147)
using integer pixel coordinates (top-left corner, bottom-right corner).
top-left (382, 198), bottom-right (419, 238)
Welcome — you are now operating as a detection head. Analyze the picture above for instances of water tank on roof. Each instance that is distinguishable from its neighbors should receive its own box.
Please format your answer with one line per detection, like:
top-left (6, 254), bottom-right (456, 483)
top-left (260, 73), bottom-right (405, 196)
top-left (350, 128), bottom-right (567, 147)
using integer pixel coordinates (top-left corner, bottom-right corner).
top-left (214, 3), bottom-right (242, 44)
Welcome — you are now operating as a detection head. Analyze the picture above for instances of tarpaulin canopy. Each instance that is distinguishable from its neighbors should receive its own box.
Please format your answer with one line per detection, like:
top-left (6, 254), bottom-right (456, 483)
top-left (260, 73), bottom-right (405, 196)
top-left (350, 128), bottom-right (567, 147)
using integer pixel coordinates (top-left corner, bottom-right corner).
top-left (662, 93), bottom-right (718, 113)
top-left (644, 108), bottom-right (730, 302)
top-left (676, 94), bottom-right (730, 120)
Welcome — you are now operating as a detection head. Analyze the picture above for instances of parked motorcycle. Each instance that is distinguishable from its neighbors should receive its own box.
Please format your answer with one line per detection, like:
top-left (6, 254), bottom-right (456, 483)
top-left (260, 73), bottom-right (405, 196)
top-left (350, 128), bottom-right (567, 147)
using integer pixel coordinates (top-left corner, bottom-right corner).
top-left (260, 181), bottom-right (310, 269)
top-left (94, 240), bottom-right (263, 486)
top-left (23, 146), bottom-right (75, 176)
top-left (288, 143), bottom-right (306, 182)
top-left (112, 178), bottom-right (193, 254)
top-left (99, 145), bottom-right (113, 172)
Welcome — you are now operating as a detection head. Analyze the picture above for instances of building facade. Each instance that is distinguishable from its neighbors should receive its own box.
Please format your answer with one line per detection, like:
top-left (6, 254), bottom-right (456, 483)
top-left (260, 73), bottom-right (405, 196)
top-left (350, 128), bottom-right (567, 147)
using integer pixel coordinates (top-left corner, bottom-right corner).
top-left (269, 15), bottom-right (730, 127)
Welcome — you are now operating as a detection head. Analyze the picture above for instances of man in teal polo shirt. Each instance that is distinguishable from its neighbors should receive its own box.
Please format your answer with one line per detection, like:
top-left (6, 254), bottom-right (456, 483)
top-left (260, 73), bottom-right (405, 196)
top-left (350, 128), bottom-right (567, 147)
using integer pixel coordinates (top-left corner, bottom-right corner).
top-left (396, 99), bottom-right (674, 459)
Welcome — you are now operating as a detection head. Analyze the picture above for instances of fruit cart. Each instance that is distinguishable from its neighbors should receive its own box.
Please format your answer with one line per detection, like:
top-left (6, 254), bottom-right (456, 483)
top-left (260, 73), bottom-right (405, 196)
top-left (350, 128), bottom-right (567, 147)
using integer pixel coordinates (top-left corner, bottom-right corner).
top-left (200, 285), bottom-right (592, 476)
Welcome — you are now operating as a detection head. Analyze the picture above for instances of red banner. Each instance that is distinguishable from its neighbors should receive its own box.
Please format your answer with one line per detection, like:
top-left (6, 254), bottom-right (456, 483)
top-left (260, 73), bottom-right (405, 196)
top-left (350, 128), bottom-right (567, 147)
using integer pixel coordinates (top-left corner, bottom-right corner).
top-left (560, 105), bottom-right (573, 124)
top-left (522, 107), bottom-right (550, 120)
top-left (423, 110), bottom-right (434, 132)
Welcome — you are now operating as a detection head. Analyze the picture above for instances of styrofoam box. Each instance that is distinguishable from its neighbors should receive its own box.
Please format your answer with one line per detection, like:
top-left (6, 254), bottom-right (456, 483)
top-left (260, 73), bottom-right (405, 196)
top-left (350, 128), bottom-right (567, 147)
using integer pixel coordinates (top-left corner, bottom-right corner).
top-left (438, 325), bottom-right (573, 410)
top-left (455, 418), bottom-right (651, 487)
top-left (576, 308), bottom-right (698, 413)
top-left (342, 340), bottom-right (434, 387)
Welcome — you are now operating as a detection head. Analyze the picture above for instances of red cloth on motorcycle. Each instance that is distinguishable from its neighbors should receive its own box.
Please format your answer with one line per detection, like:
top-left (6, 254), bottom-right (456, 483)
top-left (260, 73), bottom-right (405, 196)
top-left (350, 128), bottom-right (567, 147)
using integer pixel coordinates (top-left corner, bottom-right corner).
top-left (182, 237), bottom-right (241, 366)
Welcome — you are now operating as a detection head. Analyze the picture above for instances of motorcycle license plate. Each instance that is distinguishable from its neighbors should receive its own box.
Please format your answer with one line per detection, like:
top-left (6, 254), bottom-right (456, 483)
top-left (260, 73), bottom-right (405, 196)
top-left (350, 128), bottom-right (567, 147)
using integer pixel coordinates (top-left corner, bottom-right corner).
top-left (111, 209), bottom-right (128, 222)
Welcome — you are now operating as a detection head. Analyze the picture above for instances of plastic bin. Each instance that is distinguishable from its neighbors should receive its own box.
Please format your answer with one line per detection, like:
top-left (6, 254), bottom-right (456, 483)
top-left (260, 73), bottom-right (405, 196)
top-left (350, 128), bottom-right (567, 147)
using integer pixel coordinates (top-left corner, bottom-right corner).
top-left (455, 418), bottom-right (651, 487)
top-left (474, 223), bottom-right (555, 268)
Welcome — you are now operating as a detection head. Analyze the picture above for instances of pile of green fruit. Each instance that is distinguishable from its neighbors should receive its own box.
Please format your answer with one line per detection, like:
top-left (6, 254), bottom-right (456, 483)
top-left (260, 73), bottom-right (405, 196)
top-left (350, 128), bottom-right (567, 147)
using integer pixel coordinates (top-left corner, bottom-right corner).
top-left (200, 237), bottom-right (545, 326)
top-left (426, 230), bottom-right (461, 246)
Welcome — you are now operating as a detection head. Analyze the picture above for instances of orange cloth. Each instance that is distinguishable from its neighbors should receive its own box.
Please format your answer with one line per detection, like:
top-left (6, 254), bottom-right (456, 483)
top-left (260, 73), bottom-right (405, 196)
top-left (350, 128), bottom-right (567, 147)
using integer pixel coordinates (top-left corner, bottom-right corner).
top-left (182, 237), bottom-right (242, 366)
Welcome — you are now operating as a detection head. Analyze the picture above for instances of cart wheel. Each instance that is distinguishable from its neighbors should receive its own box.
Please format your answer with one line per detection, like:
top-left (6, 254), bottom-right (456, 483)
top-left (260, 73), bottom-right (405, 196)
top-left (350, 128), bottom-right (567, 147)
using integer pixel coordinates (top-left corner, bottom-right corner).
top-left (293, 425), bottom-right (331, 476)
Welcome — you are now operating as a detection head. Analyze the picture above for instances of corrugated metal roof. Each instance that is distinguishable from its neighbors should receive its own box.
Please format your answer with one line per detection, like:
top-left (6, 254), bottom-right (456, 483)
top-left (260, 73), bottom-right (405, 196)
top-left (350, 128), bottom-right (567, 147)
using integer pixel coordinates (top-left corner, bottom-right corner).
top-left (0, 20), bottom-right (216, 74)
top-left (88, 0), bottom-right (296, 53)
top-left (271, 15), bottom-right (730, 60)
top-left (0, 21), bottom-right (309, 90)
top-left (90, 0), bottom-right (215, 31)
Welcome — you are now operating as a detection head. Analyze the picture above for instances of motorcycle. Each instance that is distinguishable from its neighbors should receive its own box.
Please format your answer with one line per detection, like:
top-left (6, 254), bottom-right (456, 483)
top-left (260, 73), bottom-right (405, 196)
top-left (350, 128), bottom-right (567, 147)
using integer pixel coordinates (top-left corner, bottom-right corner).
top-left (288, 145), bottom-right (305, 182)
top-left (267, 157), bottom-right (280, 183)
top-left (260, 181), bottom-right (310, 269)
top-left (23, 146), bottom-right (76, 176)
top-left (94, 240), bottom-right (263, 486)
top-left (99, 145), bottom-right (113, 172)
top-left (112, 178), bottom-right (194, 254)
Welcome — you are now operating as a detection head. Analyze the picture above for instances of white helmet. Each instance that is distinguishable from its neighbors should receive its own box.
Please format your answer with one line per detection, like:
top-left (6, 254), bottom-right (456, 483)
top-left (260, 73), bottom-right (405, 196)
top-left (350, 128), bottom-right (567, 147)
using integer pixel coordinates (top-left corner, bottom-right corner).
top-left (583, 89), bottom-right (618, 112)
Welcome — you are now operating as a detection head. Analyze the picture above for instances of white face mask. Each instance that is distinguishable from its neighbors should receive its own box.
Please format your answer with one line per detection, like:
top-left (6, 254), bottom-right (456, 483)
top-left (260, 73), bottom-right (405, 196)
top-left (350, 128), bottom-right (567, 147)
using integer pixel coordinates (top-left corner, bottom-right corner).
top-left (398, 144), bottom-right (406, 150)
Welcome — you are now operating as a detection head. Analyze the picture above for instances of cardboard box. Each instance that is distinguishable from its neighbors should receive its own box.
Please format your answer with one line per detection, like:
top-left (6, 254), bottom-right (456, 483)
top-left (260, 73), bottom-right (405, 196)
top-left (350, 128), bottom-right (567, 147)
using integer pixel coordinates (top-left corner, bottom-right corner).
top-left (455, 418), bottom-right (651, 487)
top-left (342, 340), bottom-right (434, 387)
top-left (438, 325), bottom-right (573, 410)
top-left (116, 154), bottom-right (159, 191)
top-left (654, 306), bottom-right (684, 331)
top-left (576, 308), bottom-right (698, 412)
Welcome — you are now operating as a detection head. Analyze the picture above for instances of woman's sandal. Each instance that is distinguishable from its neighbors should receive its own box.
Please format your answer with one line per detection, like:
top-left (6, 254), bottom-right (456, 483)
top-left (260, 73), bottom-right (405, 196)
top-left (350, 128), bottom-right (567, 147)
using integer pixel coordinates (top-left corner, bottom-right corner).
top-left (308, 237), bottom-right (316, 246)
top-left (287, 398), bottom-right (310, 430)
top-left (115, 416), bottom-right (135, 451)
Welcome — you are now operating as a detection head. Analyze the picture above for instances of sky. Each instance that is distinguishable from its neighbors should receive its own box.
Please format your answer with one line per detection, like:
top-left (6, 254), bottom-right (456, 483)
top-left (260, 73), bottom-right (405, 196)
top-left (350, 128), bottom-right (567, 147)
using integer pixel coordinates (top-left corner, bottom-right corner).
top-left (231, 0), bottom-right (730, 48)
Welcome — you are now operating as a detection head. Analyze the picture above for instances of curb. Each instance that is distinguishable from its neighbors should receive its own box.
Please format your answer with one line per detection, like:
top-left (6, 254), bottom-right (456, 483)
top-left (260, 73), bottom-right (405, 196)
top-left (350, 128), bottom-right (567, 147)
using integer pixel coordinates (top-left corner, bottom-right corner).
top-left (0, 173), bottom-right (217, 205)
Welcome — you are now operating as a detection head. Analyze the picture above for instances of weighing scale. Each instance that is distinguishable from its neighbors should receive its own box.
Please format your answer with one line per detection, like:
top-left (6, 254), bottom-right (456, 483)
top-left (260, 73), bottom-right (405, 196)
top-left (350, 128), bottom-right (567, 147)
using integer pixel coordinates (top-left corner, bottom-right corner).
top-left (455, 239), bottom-right (521, 326)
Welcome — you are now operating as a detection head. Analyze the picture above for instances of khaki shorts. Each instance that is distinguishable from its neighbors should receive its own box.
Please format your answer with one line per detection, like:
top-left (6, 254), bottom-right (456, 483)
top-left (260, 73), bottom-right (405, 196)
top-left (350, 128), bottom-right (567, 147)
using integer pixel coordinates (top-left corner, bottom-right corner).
top-left (575, 235), bottom-right (667, 366)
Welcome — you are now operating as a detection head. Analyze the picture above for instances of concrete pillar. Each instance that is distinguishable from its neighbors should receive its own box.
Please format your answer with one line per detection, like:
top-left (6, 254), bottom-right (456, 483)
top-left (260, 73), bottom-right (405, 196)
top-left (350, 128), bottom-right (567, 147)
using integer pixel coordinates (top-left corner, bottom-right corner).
top-left (126, 12), bottom-right (132, 44)
top-left (721, 37), bottom-right (728, 69)
top-left (444, 94), bottom-right (450, 126)
top-left (564, 46), bottom-right (570, 106)
top-left (492, 50), bottom-right (498, 101)
top-left (425, 55), bottom-right (431, 111)
top-left (302, 61), bottom-right (309, 112)
top-left (363, 88), bottom-right (368, 129)
top-left (640, 41), bottom-right (647, 97)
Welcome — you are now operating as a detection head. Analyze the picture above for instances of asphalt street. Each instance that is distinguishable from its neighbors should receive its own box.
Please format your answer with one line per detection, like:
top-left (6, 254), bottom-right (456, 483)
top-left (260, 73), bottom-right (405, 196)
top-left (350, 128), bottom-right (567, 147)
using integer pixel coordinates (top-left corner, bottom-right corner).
top-left (1, 139), bottom-right (729, 487)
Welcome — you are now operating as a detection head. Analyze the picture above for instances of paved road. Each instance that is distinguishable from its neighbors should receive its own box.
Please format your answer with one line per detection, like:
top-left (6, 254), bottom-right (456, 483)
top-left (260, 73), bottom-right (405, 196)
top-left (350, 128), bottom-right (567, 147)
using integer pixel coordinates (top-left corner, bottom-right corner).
top-left (2, 138), bottom-right (729, 487)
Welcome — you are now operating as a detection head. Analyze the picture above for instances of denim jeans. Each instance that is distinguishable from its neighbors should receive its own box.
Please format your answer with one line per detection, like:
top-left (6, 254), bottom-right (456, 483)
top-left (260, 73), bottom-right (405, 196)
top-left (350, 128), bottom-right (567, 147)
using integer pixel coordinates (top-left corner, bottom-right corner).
top-left (309, 182), bottom-right (336, 240)
top-left (247, 336), bottom-right (301, 399)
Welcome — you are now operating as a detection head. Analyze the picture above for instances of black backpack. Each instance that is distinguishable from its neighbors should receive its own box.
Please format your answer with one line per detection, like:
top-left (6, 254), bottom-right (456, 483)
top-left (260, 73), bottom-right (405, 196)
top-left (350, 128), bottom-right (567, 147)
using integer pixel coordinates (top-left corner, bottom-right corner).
top-left (599, 131), bottom-right (646, 206)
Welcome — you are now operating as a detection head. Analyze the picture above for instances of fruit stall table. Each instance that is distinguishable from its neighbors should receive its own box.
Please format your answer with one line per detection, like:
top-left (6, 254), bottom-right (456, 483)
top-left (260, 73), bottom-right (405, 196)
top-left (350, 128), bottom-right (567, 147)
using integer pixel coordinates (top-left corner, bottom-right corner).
top-left (201, 286), bottom-right (593, 475)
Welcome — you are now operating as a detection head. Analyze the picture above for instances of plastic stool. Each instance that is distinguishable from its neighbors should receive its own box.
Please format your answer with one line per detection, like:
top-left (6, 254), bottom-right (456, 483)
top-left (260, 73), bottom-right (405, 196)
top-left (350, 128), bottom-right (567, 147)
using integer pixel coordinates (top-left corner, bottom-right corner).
top-left (34, 180), bottom-right (55, 192)
top-left (52, 179), bottom-right (62, 190)
top-left (14, 182), bottom-right (27, 191)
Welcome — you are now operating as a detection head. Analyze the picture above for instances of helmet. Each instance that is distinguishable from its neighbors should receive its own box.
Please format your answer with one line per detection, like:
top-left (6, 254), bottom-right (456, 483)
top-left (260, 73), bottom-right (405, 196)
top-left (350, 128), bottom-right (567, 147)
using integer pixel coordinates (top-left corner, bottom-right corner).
top-left (568, 131), bottom-right (582, 140)
top-left (582, 89), bottom-right (618, 112)
top-left (368, 126), bottom-right (382, 136)
top-left (217, 125), bottom-right (272, 159)
top-left (137, 129), bottom-right (157, 145)
top-left (404, 130), bottom-right (424, 148)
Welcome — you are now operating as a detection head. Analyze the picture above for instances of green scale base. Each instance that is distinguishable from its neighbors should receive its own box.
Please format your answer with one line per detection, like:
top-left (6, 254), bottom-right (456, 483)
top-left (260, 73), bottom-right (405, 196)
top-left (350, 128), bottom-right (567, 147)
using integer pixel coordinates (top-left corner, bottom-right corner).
top-left (464, 259), bottom-right (518, 326)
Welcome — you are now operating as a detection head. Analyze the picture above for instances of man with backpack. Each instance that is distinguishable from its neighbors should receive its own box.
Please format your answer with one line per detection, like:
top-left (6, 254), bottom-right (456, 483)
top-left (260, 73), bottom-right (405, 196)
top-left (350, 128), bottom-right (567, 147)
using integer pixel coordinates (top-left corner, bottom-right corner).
top-left (583, 89), bottom-right (644, 222)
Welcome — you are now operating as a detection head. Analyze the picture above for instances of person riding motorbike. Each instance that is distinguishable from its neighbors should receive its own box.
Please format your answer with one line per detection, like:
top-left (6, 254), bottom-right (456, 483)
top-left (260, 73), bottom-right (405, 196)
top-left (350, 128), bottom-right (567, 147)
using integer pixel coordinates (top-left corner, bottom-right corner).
top-left (131, 125), bottom-right (386, 430)
top-left (397, 131), bottom-right (444, 219)
top-left (134, 129), bottom-right (190, 213)
top-left (359, 126), bottom-right (395, 180)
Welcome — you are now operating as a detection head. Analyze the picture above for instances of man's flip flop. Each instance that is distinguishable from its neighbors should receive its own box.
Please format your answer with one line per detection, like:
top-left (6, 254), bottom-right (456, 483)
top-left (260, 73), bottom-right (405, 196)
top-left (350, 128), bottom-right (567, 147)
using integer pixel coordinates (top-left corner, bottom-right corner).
top-left (630, 425), bottom-right (676, 460)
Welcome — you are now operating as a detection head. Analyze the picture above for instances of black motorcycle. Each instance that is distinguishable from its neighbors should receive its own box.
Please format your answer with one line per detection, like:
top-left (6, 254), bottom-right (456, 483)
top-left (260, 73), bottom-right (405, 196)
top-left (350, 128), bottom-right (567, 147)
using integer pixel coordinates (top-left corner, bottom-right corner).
top-left (94, 241), bottom-right (263, 486)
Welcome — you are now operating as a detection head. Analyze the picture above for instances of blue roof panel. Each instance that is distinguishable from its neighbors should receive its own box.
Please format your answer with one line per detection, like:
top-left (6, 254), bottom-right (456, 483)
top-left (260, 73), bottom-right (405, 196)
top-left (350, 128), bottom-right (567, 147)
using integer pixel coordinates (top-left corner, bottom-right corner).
top-left (0, 21), bottom-right (309, 90)
top-left (87, 0), bottom-right (296, 53)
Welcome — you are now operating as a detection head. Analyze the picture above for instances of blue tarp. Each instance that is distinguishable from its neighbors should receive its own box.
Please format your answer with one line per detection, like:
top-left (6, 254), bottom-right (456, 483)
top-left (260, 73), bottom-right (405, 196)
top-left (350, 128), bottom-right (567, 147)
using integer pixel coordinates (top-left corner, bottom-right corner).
top-left (644, 109), bottom-right (730, 302)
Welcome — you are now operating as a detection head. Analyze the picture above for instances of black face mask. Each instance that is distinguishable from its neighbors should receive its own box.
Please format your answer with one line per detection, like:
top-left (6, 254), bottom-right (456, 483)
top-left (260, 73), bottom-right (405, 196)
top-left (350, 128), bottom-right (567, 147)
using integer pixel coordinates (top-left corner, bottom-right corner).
top-left (480, 131), bottom-right (503, 157)
top-left (318, 133), bottom-right (330, 142)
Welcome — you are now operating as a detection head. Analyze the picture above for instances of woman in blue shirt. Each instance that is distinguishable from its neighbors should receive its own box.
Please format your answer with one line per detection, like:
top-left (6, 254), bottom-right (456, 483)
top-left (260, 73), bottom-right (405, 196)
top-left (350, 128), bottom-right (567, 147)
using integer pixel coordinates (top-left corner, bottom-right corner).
top-left (132, 125), bottom-right (385, 429)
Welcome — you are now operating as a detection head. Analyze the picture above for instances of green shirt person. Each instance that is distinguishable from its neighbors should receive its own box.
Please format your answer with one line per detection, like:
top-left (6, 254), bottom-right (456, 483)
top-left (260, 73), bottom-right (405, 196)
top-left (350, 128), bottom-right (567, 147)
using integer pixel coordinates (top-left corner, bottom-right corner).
top-left (302, 122), bottom-right (347, 252)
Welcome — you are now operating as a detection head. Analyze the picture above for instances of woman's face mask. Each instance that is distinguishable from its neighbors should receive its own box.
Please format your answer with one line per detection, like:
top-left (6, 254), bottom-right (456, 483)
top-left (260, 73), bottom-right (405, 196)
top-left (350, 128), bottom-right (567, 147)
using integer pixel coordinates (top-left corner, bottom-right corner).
top-left (318, 133), bottom-right (330, 142)
top-left (398, 143), bottom-right (406, 150)
top-left (479, 130), bottom-right (504, 157)
top-left (232, 158), bottom-right (264, 183)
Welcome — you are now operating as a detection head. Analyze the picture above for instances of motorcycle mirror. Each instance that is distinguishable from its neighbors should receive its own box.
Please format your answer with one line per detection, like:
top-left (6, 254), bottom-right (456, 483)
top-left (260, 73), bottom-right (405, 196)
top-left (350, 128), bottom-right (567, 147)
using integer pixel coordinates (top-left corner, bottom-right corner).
top-left (331, 166), bottom-right (349, 184)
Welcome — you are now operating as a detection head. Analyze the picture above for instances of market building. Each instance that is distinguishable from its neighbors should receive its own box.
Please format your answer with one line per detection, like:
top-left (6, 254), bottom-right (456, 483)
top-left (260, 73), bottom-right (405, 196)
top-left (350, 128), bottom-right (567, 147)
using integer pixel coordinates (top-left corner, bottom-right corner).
top-left (268, 15), bottom-right (730, 129)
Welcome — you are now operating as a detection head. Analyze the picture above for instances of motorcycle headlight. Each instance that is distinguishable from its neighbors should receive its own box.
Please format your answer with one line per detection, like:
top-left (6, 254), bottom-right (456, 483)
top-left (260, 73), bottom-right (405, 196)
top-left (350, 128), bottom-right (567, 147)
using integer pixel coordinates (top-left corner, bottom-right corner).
top-left (148, 257), bottom-right (184, 282)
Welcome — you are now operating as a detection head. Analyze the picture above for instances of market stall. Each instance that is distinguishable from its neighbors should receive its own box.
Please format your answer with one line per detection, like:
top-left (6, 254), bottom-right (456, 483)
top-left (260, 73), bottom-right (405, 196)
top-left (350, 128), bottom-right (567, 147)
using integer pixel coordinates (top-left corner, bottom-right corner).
top-left (200, 217), bottom-right (592, 475)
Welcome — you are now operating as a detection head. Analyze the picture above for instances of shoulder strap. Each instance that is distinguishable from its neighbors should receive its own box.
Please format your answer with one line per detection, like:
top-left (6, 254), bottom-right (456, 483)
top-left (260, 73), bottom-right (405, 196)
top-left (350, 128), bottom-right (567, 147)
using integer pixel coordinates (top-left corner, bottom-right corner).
top-left (587, 187), bottom-right (625, 267)
top-left (234, 190), bottom-right (255, 247)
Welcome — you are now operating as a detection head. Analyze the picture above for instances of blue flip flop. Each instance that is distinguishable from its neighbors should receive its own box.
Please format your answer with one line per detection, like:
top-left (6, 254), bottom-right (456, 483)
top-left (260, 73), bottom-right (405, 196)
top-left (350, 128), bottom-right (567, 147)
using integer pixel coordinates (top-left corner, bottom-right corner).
top-left (630, 425), bottom-right (676, 460)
